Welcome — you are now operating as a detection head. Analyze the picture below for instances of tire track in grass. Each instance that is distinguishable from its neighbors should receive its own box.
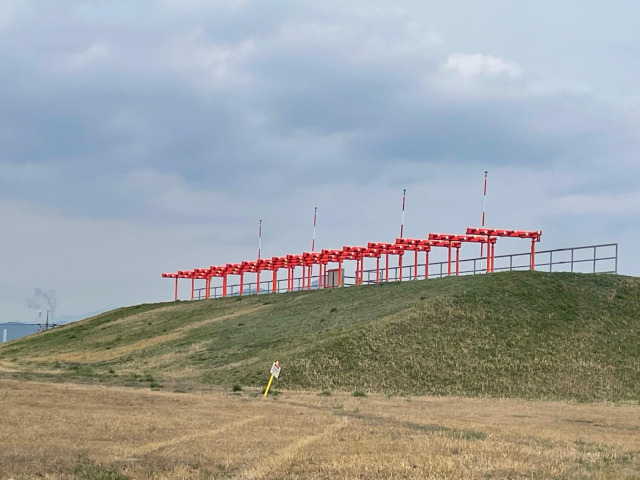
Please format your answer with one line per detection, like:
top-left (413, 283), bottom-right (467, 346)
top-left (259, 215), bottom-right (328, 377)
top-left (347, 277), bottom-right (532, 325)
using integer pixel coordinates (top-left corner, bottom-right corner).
top-left (235, 419), bottom-right (349, 479)
top-left (128, 415), bottom-right (265, 457)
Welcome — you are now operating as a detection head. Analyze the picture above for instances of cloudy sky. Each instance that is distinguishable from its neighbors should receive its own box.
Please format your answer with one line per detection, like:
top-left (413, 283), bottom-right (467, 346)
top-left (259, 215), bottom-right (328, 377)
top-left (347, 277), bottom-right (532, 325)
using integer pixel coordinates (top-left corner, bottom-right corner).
top-left (1, 0), bottom-right (639, 321)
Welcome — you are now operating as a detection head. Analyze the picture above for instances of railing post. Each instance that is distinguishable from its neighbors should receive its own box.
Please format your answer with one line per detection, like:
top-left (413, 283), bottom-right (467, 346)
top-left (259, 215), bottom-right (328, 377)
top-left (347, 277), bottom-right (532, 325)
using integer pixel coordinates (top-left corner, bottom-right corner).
top-left (509, 255), bottom-right (513, 271)
top-left (571, 249), bottom-right (574, 273)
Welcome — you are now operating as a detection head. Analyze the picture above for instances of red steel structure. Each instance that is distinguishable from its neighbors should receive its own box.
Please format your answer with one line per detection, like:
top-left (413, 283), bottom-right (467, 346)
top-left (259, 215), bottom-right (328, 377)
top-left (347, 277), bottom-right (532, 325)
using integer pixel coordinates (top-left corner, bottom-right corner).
top-left (367, 242), bottom-right (406, 282)
top-left (466, 228), bottom-right (542, 271)
top-left (428, 234), bottom-right (497, 274)
top-left (395, 238), bottom-right (463, 278)
top-left (163, 226), bottom-right (542, 300)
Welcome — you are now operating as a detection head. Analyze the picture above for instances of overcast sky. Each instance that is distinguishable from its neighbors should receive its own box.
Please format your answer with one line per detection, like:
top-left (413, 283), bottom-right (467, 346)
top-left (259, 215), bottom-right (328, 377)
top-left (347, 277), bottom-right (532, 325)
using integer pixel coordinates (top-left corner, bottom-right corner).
top-left (1, 0), bottom-right (639, 321)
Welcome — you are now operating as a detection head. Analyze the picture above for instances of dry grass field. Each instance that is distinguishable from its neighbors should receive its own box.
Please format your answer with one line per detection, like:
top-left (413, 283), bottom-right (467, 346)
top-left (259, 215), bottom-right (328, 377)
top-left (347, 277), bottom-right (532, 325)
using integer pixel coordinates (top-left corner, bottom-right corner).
top-left (1, 380), bottom-right (639, 479)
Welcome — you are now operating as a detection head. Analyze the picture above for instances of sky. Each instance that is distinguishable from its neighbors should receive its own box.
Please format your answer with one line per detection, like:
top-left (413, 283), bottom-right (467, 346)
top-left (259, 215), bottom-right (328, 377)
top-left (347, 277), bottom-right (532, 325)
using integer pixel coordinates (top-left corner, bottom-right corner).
top-left (1, 0), bottom-right (639, 321)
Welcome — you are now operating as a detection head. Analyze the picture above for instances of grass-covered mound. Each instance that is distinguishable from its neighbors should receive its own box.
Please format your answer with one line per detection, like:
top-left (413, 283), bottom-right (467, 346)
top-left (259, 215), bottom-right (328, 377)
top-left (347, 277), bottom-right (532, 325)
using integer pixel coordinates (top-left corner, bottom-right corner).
top-left (1, 272), bottom-right (639, 401)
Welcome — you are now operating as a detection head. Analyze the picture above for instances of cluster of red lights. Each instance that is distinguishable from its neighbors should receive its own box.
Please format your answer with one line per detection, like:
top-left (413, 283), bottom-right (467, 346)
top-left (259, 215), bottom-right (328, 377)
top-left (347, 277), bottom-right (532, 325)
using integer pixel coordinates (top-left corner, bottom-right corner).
top-left (162, 228), bottom-right (541, 301)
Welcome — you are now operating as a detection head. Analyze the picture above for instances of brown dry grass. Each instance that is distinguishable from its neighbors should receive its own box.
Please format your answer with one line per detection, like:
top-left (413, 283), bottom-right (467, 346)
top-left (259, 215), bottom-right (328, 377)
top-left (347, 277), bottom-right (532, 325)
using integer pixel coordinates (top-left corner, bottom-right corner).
top-left (1, 380), bottom-right (639, 479)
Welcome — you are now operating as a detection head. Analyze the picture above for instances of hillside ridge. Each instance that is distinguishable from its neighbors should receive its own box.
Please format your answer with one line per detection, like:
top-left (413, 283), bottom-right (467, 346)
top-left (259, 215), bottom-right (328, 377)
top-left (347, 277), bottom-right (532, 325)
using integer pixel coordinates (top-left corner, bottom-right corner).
top-left (1, 271), bottom-right (639, 401)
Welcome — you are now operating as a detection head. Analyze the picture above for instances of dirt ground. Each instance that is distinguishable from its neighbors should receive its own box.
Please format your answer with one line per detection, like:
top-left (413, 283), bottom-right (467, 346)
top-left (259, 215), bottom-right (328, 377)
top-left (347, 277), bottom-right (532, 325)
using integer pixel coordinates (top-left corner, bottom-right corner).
top-left (1, 380), bottom-right (639, 479)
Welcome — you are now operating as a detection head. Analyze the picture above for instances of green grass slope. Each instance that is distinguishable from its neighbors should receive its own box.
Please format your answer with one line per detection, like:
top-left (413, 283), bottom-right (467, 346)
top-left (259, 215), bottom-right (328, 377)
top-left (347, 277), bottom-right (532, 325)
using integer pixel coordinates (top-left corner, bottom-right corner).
top-left (1, 272), bottom-right (639, 401)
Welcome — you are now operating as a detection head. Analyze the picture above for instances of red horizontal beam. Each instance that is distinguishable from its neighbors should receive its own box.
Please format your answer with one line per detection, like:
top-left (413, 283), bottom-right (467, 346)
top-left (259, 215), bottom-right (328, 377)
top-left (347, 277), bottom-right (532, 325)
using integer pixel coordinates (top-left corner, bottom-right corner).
top-left (466, 227), bottom-right (541, 240)
top-left (429, 233), bottom-right (496, 244)
top-left (396, 238), bottom-right (462, 248)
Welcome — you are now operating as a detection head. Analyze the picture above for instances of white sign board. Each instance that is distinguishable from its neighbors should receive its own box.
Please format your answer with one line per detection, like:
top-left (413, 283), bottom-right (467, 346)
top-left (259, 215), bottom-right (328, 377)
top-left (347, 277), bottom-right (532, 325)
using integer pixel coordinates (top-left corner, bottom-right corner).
top-left (270, 362), bottom-right (281, 379)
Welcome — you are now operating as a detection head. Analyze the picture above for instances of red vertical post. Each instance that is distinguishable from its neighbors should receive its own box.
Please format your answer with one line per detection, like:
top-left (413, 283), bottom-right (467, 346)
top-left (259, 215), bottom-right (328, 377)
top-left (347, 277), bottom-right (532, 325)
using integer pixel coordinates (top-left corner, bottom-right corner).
top-left (456, 247), bottom-right (460, 276)
top-left (531, 239), bottom-right (536, 270)
top-left (272, 269), bottom-right (277, 293)
top-left (338, 260), bottom-right (342, 286)
top-left (486, 239), bottom-right (491, 273)
top-left (191, 278), bottom-right (195, 300)
top-left (447, 245), bottom-right (452, 276)
top-left (385, 253), bottom-right (389, 282)
top-left (174, 278), bottom-right (178, 302)
top-left (491, 242), bottom-right (496, 272)
top-left (414, 249), bottom-right (418, 279)
top-left (256, 271), bottom-right (260, 294)
top-left (223, 275), bottom-right (227, 297)
top-left (399, 253), bottom-right (403, 281)
top-left (240, 273), bottom-right (244, 296)
top-left (205, 278), bottom-right (210, 299)
top-left (376, 257), bottom-right (380, 283)
top-left (320, 264), bottom-right (324, 289)
top-left (302, 266), bottom-right (306, 290)
top-left (425, 251), bottom-right (429, 279)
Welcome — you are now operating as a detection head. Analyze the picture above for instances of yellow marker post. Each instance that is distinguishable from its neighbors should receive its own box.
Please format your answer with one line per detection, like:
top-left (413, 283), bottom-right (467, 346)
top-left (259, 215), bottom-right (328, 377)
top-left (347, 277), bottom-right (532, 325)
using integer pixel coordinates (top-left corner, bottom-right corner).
top-left (263, 361), bottom-right (279, 397)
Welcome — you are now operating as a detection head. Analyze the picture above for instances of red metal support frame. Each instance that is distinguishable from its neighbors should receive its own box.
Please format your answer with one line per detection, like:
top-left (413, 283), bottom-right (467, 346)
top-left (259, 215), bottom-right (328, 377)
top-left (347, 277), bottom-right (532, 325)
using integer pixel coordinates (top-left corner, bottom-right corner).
top-left (368, 243), bottom-right (398, 282)
top-left (466, 228), bottom-right (542, 273)
top-left (396, 239), bottom-right (457, 277)
top-left (359, 247), bottom-right (381, 285)
top-left (342, 246), bottom-right (368, 286)
top-left (163, 227), bottom-right (542, 299)
top-left (429, 234), bottom-right (496, 274)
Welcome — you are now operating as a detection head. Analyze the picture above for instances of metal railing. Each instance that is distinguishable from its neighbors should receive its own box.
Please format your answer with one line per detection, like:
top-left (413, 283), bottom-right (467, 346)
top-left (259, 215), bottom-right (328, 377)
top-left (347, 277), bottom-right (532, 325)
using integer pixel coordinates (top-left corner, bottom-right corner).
top-left (192, 243), bottom-right (618, 299)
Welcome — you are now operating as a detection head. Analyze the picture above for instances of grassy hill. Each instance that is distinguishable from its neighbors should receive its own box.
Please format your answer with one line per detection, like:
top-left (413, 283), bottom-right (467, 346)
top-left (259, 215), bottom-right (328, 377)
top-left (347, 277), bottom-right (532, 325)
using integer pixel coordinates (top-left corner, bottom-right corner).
top-left (1, 272), bottom-right (639, 401)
